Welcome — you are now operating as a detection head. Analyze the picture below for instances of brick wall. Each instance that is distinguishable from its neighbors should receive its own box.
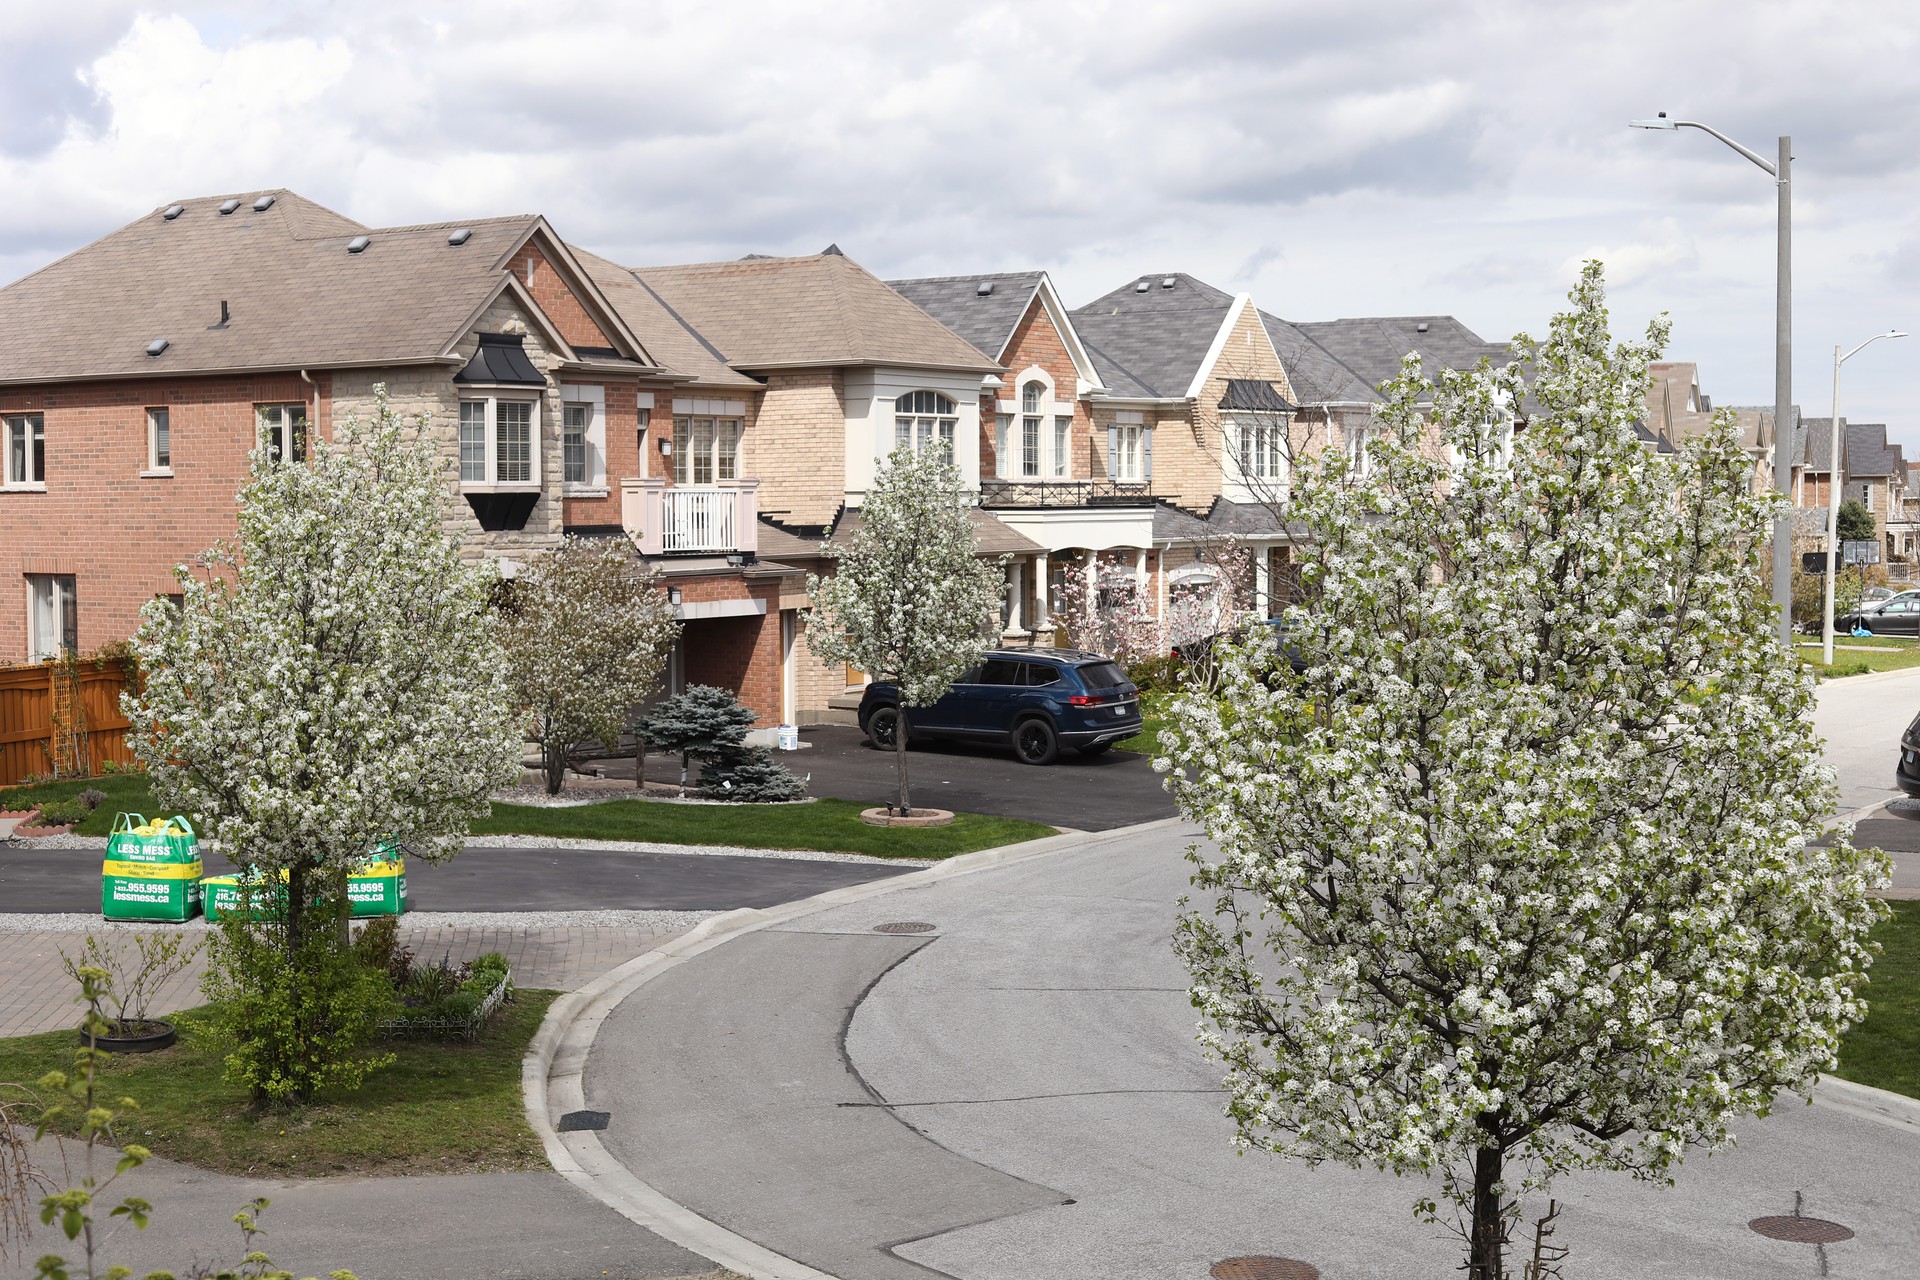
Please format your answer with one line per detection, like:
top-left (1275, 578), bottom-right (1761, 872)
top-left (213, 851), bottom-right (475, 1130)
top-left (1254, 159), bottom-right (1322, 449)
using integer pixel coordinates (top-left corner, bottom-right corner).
top-left (0, 371), bottom-right (325, 662)
top-left (562, 378), bottom-right (676, 529)
top-left (504, 241), bottom-right (620, 351)
top-left (747, 369), bottom-right (845, 525)
top-left (671, 573), bottom-right (787, 725)
top-left (985, 299), bottom-right (1091, 479)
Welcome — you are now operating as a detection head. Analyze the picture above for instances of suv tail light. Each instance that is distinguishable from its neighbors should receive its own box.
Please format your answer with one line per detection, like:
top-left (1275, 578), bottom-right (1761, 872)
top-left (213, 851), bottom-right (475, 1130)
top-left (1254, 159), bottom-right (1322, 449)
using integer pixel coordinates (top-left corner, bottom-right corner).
top-left (1068, 694), bottom-right (1101, 706)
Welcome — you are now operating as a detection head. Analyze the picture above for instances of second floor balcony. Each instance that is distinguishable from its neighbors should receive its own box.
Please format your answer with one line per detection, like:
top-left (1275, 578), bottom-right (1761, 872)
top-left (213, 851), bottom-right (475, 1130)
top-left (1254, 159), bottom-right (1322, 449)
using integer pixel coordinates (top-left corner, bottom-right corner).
top-left (979, 477), bottom-right (1157, 509)
top-left (622, 477), bottom-right (760, 557)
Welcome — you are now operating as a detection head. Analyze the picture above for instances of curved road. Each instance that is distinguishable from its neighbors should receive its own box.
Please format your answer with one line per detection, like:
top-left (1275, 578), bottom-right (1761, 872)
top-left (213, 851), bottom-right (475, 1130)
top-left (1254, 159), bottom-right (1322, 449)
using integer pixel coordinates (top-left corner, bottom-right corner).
top-left (583, 821), bottom-right (1920, 1280)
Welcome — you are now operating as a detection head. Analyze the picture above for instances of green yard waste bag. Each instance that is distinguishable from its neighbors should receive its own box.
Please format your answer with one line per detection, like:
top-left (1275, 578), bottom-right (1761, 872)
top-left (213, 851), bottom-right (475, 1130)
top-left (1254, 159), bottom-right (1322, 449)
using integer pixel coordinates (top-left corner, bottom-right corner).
top-left (201, 867), bottom-right (287, 922)
top-left (348, 840), bottom-right (407, 917)
top-left (102, 813), bottom-right (203, 922)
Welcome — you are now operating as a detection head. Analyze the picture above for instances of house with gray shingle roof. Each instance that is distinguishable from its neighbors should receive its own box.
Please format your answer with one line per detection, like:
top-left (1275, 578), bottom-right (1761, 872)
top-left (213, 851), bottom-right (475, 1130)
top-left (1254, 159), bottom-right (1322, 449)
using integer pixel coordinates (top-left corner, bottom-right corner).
top-left (1795, 417), bottom-right (1908, 561)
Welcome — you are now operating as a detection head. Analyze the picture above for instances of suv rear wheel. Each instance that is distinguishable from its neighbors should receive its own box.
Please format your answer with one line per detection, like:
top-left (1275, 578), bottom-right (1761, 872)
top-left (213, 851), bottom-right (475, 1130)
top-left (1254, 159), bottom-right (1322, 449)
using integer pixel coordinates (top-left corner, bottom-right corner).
top-left (1012, 716), bottom-right (1058, 766)
top-left (866, 706), bottom-right (906, 750)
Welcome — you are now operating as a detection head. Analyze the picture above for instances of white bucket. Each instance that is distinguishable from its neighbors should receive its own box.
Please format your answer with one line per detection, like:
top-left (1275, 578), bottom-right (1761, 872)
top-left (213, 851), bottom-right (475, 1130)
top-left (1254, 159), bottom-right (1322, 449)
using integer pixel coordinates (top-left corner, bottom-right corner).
top-left (775, 724), bottom-right (799, 751)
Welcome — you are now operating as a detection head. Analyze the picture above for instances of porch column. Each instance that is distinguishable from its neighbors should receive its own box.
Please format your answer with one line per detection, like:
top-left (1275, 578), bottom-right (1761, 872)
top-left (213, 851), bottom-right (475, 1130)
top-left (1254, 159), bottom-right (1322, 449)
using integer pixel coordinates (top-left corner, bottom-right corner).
top-left (1254, 542), bottom-right (1272, 617)
top-left (1033, 551), bottom-right (1049, 628)
top-left (1134, 547), bottom-right (1148, 596)
top-left (1084, 550), bottom-right (1097, 616)
top-left (1006, 560), bottom-right (1025, 633)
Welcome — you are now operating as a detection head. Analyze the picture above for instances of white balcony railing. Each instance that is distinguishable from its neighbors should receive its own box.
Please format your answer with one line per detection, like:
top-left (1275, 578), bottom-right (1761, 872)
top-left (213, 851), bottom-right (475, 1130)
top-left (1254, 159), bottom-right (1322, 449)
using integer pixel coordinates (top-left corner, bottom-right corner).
top-left (622, 478), bottom-right (759, 556)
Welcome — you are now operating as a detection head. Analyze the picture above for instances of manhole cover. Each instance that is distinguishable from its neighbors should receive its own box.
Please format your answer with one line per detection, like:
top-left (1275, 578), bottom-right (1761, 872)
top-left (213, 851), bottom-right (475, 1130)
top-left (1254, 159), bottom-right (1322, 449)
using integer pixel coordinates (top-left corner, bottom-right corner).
top-left (1210, 1258), bottom-right (1320, 1280)
top-left (1749, 1216), bottom-right (1854, 1244)
top-left (873, 921), bottom-right (937, 934)
top-left (556, 1110), bottom-right (610, 1132)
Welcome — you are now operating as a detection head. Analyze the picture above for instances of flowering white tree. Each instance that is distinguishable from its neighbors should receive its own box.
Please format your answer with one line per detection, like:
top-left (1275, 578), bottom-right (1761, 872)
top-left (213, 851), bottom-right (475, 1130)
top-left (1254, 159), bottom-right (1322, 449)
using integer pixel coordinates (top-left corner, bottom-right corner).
top-left (125, 385), bottom-right (523, 958)
top-left (1049, 538), bottom-right (1254, 665)
top-left (500, 536), bottom-right (679, 793)
top-left (1162, 263), bottom-right (1890, 1279)
top-left (806, 445), bottom-right (1004, 813)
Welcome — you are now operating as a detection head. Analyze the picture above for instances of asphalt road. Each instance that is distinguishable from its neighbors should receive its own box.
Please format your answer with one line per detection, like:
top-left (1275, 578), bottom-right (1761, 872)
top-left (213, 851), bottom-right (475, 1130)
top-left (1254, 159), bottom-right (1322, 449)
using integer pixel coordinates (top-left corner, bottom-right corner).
top-left (1814, 664), bottom-right (1920, 816)
top-left (599, 724), bottom-right (1179, 832)
top-left (585, 821), bottom-right (1920, 1280)
top-left (0, 844), bottom-right (913, 914)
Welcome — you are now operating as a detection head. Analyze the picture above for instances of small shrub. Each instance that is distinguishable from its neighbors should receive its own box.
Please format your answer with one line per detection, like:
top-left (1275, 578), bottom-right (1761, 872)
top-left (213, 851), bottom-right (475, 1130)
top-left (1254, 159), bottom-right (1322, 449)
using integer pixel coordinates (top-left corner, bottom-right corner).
top-left (99, 758), bottom-right (122, 775)
top-left (1125, 653), bottom-right (1179, 696)
top-left (382, 948), bottom-right (513, 1038)
top-left (76, 788), bottom-right (108, 810)
top-left (60, 931), bottom-right (203, 1032)
top-left (700, 746), bottom-right (807, 802)
top-left (351, 914), bottom-right (400, 974)
top-left (31, 799), bottom-right (89, 827)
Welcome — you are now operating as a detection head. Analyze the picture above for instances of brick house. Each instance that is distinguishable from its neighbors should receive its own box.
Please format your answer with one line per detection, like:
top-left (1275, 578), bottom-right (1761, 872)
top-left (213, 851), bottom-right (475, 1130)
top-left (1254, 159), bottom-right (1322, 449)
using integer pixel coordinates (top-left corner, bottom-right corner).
top-left (0, 190), bottom-right (692, 674)
top-left (1795, 418), bottom-right (1908, 563)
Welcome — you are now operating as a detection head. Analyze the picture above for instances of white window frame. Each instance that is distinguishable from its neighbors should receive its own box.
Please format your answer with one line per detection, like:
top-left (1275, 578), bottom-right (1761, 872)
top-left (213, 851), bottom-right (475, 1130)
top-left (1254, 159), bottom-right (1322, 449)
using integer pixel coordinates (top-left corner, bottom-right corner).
top-left (1230, 415), bottom-right (1288, 484)
top-left (1116, 424), bottom-right (1146, 483)
top-left (1019, 379), bottom-right (1045, 479)
top-left (4, 413), bottom-right (46, 489)
top-left (893, 391), bottom-right (957, 465)
top-left (674, 415), bottom-right (742, 486)
top-left (1053, 415), bottom-right (1071, 478)
top-left (27, 573), bottom-right (76, 661)
top-left (144, 407), bottom-right (172, 476)
top-left (456, 394), bottom-right (544, 489)
top-left (558, 383), bottom-right (607, 494)
top-left (255, 403), bottom-right (308, 464)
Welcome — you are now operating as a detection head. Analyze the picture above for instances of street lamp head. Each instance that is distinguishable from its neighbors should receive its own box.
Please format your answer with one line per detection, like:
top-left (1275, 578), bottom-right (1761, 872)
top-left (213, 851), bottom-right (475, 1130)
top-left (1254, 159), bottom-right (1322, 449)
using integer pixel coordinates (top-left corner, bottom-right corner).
top-left (1630, 113), bottom-right (1678, 130)
top-left (1887, 330), bottom-right (1910, 340)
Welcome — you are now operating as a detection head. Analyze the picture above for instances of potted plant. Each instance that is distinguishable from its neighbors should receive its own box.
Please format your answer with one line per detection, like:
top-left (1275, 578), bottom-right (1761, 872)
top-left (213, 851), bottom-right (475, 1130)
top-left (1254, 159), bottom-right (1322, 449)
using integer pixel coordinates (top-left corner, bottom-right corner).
top-left (60, 932), bottom-right (202, 1052)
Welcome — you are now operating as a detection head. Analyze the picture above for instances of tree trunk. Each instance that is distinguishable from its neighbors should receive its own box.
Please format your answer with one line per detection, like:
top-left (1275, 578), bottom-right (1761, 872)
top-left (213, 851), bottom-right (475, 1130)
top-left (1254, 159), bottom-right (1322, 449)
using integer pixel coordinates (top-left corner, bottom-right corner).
top-left (1468, 1144), bottom-right (1506, 1280)
top-left (635, 735), bottom-right (646, 789)
top-left (544, 734), bottom-right (565, 795)
top-left (894, 706), bottom-right (912, 815)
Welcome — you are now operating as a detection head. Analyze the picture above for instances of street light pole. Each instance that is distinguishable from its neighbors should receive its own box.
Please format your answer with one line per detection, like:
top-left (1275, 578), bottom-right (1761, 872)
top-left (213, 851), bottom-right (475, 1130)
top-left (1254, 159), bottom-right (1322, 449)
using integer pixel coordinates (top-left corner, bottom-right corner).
top-left (1822, 330), bottom-right (1909, 665)
top-left (1631, 114), bottom-right (1795, 649)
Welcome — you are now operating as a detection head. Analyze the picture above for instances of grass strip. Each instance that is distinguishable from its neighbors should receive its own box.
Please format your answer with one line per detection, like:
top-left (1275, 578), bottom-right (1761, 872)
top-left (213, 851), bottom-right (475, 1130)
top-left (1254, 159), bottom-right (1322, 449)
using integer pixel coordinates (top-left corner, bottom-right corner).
top-left (473, 796), bottom-right (1053, 859)
top-left (1834, 900), bottom-right (1920, 1101)
top-left (0, 991), bottom-right (559, 1178)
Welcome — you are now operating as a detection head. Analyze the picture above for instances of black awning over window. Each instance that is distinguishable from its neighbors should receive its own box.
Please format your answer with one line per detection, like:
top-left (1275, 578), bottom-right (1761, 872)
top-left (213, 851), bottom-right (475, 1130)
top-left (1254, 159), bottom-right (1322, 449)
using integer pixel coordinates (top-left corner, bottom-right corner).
top-left (454, 332), bottom-right (545, 386)
top-left (1218, 379), bottom-right (1297, 413)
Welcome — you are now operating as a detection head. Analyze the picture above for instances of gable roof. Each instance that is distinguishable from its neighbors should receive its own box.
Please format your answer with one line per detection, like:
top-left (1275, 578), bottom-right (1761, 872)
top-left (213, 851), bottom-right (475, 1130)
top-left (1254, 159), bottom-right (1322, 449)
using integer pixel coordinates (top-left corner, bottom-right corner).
top-left (1290, 315), bottom-right (1509, 392)
top-left (1258, 313), bottom-right (1379, 405)
top-left (888, 272), bottom-right (1044, 361)
top-left (1070, 272), bottom-right (1239, 399)
top-left (0, 189), bottom-right (663, 386)
top-left (827, 505), bottom-right (1042, 556)
top-left (570, 246), bottom-right (759, 389)
top-left (630, 252), bottom-right (999, 374)
top-left (1803, 418), bottom-right (1905, 480)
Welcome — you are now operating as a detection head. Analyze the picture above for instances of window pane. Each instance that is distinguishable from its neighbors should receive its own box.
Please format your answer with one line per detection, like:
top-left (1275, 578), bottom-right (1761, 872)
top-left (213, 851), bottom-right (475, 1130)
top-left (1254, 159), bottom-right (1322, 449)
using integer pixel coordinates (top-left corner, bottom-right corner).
top-left (692, 418), bottom-right (714, 486)
top-left (718, 419), bottom-right (739, 481)
top-left (896, 416), bottom-right (912, 451)
top-left (1022, 381), bottom-right (1042, 414)
top-left (150, 409), bottom-right (170, 469)
top-left (497, 401), bottom-right (531, 482)
top-left (937, 418), bottom-right (955, 465)
top-left (258, 406), bottom-right (281, 461)
top-left (288, 405), bottom-right (307, 462)
top-left (29, 418), bottom-right (45, 483)
top-left (563, 404), bottom-right (587, 483)
top-left (6, 420), bottom-right (23, 484)
top-left (1053, 416), bottom-right (1069, 477)
top-left (1022, 417), bottom-right (1040, 477)
top-left (460, 402), bottom-right (487, 482)
top-left (673, 416), bottom-right (690, 485)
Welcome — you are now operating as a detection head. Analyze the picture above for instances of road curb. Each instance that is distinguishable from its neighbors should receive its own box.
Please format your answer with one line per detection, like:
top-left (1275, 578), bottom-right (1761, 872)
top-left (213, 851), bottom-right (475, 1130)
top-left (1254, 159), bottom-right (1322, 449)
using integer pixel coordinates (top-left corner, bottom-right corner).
top-left (1813, 1073), bottom-right (1920, 1136)
top-left (520, 817), bottom-right (1192, 1280)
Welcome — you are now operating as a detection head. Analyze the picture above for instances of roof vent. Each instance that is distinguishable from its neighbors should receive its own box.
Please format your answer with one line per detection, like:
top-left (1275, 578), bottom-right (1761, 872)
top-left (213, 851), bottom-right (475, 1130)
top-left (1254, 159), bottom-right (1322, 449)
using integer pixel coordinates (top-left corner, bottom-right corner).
top-left (975, 280), bottom-right (994, 296)
top-left (162, 204), bottom-right (184, 220)
top-left (251, 195), bottom-right (275, 212)
top-left (1415, 321), bottom-right (1430, 333)
top-left (347, 235), bottom-right (371, 254)
top-left (448, 227), bottom-right (472, 246)
top-left (1161, 276), bottom-right (1177, 289)
top-left (1135, 280), bottom-right (1151, 293)
top-left (210, 300), bottom-right (230, 330)
top-left (146, 338), bottom-right (170, 358)
top-left (218, 199), bottom-right (241, 215)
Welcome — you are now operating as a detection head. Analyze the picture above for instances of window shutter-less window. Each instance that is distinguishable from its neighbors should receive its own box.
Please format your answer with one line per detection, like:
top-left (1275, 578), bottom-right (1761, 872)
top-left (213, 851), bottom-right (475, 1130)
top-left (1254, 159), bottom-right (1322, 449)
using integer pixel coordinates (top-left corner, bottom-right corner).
top-left (1107, 425), bottom-right (1118, 479)
top-left (1142, 427), bottom-right (1153, 479)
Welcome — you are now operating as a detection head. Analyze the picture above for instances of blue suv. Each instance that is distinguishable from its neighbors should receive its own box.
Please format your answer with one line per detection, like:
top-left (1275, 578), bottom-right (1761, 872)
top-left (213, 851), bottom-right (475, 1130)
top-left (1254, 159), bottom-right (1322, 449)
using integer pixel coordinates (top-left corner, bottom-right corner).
top-left (858, 648), bottom-right (1142, 765)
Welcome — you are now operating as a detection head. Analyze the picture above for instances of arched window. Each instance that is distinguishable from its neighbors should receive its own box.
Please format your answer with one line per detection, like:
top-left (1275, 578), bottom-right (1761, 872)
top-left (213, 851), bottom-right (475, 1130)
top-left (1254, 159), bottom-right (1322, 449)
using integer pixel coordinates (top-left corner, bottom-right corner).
top-left (1019, 380), bottom-right (1048, 478)
top-left (1022, 381), bottom-right (1043, 414)
top-left (894, 391), bottom-right (958, 463)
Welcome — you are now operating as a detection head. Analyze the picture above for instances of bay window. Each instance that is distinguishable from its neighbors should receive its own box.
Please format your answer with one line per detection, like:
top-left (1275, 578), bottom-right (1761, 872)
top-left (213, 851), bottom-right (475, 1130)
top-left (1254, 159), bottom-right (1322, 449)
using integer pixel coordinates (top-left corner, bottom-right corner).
top-left (457, 395), bottom-right (543, 487)
top-left (894, 391), bottom-right (957, 464)
top-left (1233, 417), bottom-right (1287, 485)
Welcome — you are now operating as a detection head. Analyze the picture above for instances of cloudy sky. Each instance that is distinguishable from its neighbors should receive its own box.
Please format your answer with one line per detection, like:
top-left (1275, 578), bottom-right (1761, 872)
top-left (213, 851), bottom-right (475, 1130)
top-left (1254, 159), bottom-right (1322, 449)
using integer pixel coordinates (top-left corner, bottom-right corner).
top-left (3, 1), bottom-right (1916, 448)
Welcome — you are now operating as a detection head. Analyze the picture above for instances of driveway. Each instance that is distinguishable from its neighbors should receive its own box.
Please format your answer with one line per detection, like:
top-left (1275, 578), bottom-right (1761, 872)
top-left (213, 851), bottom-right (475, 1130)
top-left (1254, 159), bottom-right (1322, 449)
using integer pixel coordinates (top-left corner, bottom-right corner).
top-left (769, 725), bottom-right (1175, 831)
top-left (581, 821), bottom-right (1920, 1279)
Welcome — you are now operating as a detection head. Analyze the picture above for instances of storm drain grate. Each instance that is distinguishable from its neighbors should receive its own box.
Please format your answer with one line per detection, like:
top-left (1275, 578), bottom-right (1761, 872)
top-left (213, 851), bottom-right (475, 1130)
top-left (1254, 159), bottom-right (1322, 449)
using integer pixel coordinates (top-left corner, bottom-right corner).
top-left (556, 1110), bottom-right (611, 1132)
top-left (1209, 1258), bottom-right (1320, 1280)
top-left (1749, 1216), bottom-right (1853, 1244)
top-left (873, 921), bottom-right (937, 934)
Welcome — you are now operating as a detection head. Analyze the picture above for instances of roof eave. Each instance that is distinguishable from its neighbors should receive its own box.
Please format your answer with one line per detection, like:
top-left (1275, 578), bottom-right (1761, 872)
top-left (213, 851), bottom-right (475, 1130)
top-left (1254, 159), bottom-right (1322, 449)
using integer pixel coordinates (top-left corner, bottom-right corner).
top-left (0, 354), bottom-right (455, 388)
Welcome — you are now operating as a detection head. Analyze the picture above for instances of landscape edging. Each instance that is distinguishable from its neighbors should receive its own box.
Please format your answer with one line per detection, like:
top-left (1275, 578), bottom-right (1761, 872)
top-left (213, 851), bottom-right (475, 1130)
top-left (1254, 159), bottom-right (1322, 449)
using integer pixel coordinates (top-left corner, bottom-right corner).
top-left (520, 816), bottom-right (1192, 1280)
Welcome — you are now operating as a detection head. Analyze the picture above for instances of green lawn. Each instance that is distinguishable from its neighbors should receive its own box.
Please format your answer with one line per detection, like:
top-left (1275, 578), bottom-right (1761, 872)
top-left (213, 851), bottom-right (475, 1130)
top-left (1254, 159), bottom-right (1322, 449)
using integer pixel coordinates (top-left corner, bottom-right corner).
top-left (1834, 900), bottom-right (1920, 1100)
top-left (0, 991), bottom-right (558, 1177)
top-left (1114, 691), bottom-right (1170, 757)
top-left (1, 774), bottom-right (1054, 859)
top-left (1799, 644), bottom-right (1920, 679)
top-left (474, 796), bottom-right (1052, 859)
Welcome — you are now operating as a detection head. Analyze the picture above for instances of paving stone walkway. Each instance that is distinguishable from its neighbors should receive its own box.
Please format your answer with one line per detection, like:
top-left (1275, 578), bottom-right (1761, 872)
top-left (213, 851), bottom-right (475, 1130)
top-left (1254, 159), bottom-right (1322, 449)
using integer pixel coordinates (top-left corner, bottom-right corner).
top-left (0, 918), bottom-right (695, 1037)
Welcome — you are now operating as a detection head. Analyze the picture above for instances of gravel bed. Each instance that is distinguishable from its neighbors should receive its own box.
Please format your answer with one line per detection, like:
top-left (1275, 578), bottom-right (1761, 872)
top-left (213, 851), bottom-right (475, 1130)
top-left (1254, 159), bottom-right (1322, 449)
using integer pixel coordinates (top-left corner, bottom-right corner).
top-left (9, 831), bottom-right (931, 867)
top-left (0, 909), bottom-right (721, 934)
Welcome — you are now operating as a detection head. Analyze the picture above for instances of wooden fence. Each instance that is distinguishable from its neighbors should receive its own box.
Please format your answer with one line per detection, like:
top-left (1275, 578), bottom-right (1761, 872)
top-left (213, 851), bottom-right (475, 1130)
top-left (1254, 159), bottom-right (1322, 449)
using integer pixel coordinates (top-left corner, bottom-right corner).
top-left (0, 660), bottom-right (137, 788)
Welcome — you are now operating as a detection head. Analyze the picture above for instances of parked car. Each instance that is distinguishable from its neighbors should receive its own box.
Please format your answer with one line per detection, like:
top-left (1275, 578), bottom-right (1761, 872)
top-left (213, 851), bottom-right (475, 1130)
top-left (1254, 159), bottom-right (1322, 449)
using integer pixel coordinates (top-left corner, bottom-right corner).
top-left (1171, 616), bottom-right (1309, 679)
top-left (1837, 597), bottom-right (1920, 636)
top-left (857, 648), bottom-right (1141, 765)
top-left (1861, 586), bottom-right (1896, 604)
top-left (1899, 709), bottom-right (1920, 796)
top-left (1854, 588), bottom-right (1920, 616)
